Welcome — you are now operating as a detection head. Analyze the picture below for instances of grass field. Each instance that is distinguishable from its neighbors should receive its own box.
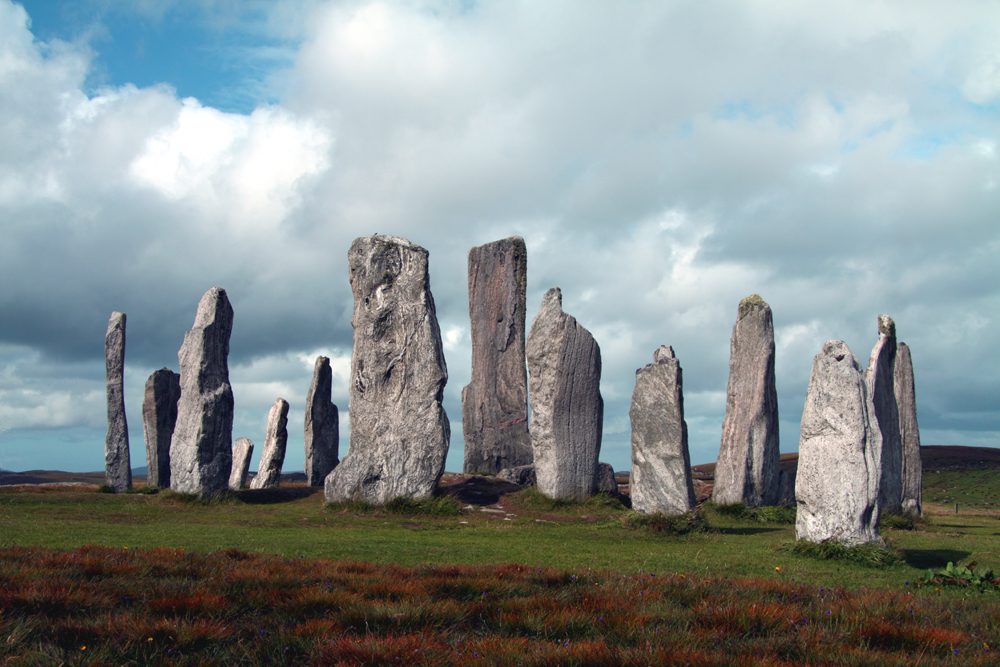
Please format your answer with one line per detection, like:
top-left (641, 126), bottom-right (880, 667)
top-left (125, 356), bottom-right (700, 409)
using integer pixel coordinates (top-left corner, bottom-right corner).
top-left (2, 457), bottom-right (1000, 665)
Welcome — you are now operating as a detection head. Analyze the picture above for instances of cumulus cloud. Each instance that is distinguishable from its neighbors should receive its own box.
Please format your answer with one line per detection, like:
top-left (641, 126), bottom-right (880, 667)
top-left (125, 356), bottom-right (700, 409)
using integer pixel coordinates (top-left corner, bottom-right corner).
top-left (0, 0), bottom-right (998, 473)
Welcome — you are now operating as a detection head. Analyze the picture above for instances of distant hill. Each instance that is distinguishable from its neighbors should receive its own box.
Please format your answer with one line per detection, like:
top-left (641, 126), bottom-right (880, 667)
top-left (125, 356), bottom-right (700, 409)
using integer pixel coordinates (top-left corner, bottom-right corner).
top-left (691, 445), bottom-right (1000, 481)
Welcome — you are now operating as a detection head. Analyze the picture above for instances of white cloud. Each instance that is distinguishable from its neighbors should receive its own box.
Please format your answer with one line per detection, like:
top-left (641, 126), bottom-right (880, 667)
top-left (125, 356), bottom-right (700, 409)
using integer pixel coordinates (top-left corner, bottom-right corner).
top-left (1, 0), bottom-right (998, 473)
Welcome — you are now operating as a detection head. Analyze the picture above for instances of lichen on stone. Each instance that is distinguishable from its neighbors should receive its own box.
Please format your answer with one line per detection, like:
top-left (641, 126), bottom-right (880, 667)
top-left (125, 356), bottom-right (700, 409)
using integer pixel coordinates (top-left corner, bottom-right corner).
top-left (738, 293), bottom-right (768, 320)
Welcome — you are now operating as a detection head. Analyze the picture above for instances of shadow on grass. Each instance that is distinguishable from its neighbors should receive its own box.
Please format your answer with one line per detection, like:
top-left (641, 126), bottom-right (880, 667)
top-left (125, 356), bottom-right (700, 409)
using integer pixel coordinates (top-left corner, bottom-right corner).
top-left (437, 476), bottom-right (525, 506)
top-left (900, 548), bottom-right (972, 570)
top-left (234, 487), bottom-right (322, 505)
top-left (714, 526), bottom-right (785, 536)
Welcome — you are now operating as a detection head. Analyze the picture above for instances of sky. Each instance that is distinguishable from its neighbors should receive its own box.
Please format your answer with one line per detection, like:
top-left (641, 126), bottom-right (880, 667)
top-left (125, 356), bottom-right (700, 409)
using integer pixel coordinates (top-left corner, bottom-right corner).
top-left (0, 0), bottom-right (997, 476)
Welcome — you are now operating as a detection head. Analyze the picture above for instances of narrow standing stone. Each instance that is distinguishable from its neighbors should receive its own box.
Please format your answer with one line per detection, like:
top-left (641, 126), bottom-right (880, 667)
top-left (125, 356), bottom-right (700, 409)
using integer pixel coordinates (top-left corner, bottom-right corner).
top-left (712, 294), bottom-right (780, 507)
top-left (250, 398), bottom-right (290, 489)
top-left (629, 345), bottom-right (697, 516)
top-left (795, 340), bottom-right (883, 546)
top-left (105, 311), bottom-right (132, 492)
top-left (324, 235), bottom-right (450, 504)
top-left (304, 356), bottom-right (339, 486)
top-left (525, 287), bottom-right (603, 500)
top-left (229, 437), bottom-right (254, 490)
top-left (169, 287), bottom-right (235, 498)
top-left (461, 236), bottom-right (531, 475)
top-left (865, 315), bottom-right (902, 515)
top-left (895, 342), bottom-right (922, 516)
top-left (142, 368), bottom-right (180, 489)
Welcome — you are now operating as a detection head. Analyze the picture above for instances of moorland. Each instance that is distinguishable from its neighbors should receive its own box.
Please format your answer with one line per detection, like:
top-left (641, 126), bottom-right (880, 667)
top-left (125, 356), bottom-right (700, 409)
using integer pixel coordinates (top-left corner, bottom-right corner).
top-left (1, 446), bottom-right (998, 665)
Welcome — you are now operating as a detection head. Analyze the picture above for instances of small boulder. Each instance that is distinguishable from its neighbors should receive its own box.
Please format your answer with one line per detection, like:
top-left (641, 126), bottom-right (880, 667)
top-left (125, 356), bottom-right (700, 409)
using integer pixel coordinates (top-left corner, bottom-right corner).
top-left (250, 399), bottom-right (290, 490)
top-left (497, 464), bottom-right (536, 487)
top-left (229, 437), bottom-right (254, 490)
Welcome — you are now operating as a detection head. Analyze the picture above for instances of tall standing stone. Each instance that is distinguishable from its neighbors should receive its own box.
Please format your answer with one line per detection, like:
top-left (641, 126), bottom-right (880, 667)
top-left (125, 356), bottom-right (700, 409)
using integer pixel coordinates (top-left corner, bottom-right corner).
top-left (229, 437), bottom-right (254, 490)
top-left (305, 356), bottom-right (340, 486)
top-left (712, 294), bottom-right (780, 508)
top-left (105, 312), bottom-right (132, 492)
top-left (865, 315), bottom-right (902, 515)
top-left (324, 235), bottom-right (450, 504)
top-left (795, 340), bottom-right (883, 546)
top-left (525, 287), bottom-right (603, 501)
top-left (250, 398), bottom-right (290, 489)
top-left (630, 346), bottom-right (697, 516)
top-left (462, 237), bottom-right (531, 475)
top-left (169, 287), bottom-right (235, 498)
top-left (142, 368), bottom-right (180, 489)
top-left (895, 342), bottom-right (922, 516)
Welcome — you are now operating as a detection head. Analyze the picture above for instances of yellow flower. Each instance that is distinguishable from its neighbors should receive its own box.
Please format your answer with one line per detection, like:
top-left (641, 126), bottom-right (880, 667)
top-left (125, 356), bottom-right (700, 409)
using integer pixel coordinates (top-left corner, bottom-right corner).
top-left (80, 646), bottom-right (86, 651)
top-left (775, 567), bottom-right (781, 572)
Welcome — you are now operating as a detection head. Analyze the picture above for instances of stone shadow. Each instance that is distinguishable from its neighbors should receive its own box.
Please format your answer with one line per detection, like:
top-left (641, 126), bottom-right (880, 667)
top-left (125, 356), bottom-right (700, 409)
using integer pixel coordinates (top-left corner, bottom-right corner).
top-left (714, 526), bottom-right (785, 536)
top-left (900, 548), bottom-right (972, 570)
top-left (438, 476), bottom-right (524, 506)
top-left (234, 486), bottom-right (322, 505)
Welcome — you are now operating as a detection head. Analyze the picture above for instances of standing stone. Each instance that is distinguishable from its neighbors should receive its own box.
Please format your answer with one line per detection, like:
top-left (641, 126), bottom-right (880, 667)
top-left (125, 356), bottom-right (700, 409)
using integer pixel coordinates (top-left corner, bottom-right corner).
top-left (142, 368), bottom-right (180, 489)
top-left (629, 346), bottom-right (697, 516)
top-left (229, 437), bottom-right (254, 490)
top-left (712, 294), bottom-right (780, 507)
top-left (105, 312), bottom-right (132, 492)
top-left (895, 342), bottom-right (922, 516)
top-left (324, 235), bottom-right (450, 504)
top-left (304, 356), bottom-right (340, 486)
top-left (865, 315), bottom-right (902, 515)
top-left (777, 469), bottom-right (797, 507)
top-left (250, 398), bottom-right (290, 489)
top-left (461, 237), bottom-right (531, 475)
top-left (795, 340), bottom-right (883, 546)
top-left (525, 287), bottom-right (603, 501)
top-left (596, 463), bottom-right (619, 495)
top-left (169, 287), bottom-right (235, 498)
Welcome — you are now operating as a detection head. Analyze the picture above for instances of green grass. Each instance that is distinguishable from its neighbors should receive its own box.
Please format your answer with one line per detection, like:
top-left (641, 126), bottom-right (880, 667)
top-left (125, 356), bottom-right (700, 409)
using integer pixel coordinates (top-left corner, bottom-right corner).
top-left (923, 468), bottom-right (1000, 509)
top-left (1, 482), bottom-right (998, 596)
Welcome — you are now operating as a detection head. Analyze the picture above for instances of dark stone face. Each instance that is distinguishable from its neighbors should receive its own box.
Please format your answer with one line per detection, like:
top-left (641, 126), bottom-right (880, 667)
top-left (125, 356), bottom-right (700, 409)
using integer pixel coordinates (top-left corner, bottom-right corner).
top-left (462, 236), bottom-right (530, 475)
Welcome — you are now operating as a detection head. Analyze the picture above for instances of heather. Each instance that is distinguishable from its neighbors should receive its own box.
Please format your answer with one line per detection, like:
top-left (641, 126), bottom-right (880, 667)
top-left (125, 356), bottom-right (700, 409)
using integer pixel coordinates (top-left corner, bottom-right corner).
top-left (2, 545), bottom-right (997, 666)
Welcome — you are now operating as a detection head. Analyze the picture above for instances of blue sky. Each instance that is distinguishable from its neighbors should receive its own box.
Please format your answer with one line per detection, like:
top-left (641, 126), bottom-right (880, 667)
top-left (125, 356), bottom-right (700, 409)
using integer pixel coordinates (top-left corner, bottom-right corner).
top-left (0, 0), bottom-right (998, 475)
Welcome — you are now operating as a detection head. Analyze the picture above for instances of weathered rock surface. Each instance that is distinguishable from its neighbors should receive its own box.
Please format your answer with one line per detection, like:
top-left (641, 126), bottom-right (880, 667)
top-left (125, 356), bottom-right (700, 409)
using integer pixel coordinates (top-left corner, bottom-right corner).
top-left (596, 463), bottom-right (619, 495)
top-left (865, 315), bottom-right (902, 515)
top-left (712, 294), bottom-right (780, 508)
top-left (250, 398), bottom-right (290, 489)
top-left (795, 340), bottom-right (883, 546)
top-left (229, 437), bottom-right (254, 490)
top-left (169, 287), bottom-right (235, 498)
top-left (324, 235), bottom-right (450, 504)
top-left (629, 345), bottom-right (697, 516)
top-left (497, 464), bottom-right (536, 487)
top-left (895, 342), bottom-right (922, 516)
top-left (105, 312), bottom-right (132, 492)
top-left (304, 356), bottom-right (339, 486)
top-left (462, 237), bottom-right (531, 475)
top-left (142, 368), bottom-right (180, 489)
top-left (526, 287), bottom-right (603, 501)
top-left (778, 469), bottom-right (797, 507)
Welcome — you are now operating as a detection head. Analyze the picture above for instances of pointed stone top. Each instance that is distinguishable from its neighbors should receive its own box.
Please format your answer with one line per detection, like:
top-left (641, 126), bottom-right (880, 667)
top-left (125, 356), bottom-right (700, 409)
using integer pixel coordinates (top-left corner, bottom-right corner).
top-left (368, 233), bottom-right (418, 248)
top-left (878, 314), bottom-right (896, 339)
top-left (542, 286), bottom-right (562, 308)
top-left (193, 287), bottom-right (232, 328)
top-left (653, 345), bottom-right (676, 363)
top-left (108, 311), bottom-right (126, 325)
top-left (738, 294), bottom-right (769, 320)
